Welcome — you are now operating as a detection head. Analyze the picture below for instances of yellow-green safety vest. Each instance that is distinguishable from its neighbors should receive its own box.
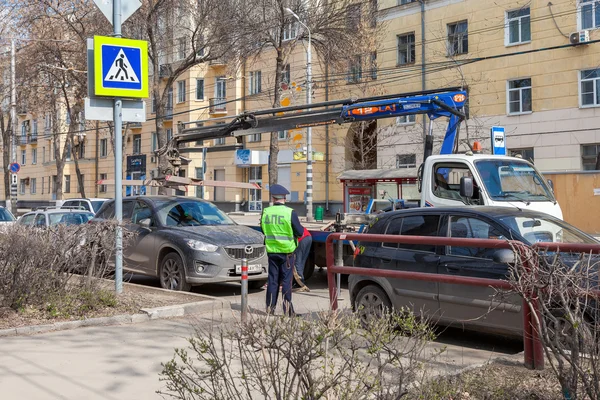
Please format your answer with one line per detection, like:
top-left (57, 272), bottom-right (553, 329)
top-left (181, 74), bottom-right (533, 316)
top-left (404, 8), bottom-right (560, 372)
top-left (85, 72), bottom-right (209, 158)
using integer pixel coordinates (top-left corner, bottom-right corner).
top-left (261, 205), bottom-right (297, 254)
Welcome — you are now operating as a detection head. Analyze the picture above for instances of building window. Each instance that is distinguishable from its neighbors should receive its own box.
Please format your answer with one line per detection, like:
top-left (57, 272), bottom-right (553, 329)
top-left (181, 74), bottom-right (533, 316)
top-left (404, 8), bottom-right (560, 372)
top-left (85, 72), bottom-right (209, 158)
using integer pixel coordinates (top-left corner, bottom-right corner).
top-left (151, 94), bottom-right (156, 113)
top-left (45, 113), bottom-right (52, 130)
top-left (41, 177), bottom-right (44, 194)
top-left (396, 114), bottom-right (416, 125)
top-left (582, 144), bottom-right (600, 170)
top-left (77, 175), bottom-right (84, 193)
top-left (30, 178), bottom-right (36, 194)
top-left (32, 148), bottom-right (37, 165)
top-left (100, 138), bottom-right (108, 157)
top-left (66, 111), bottom-right (71, 125)
top-left (369, 0), bottom-right (377, 28)
top-left (448, 21), bottom-right (468, 55)
top-left (99, 173), bottom-right (108, 193)
top-left (347, 55), bottom-right (362, 83)
top-left (21, 149), bottom-right (26, 165)
top-left (32, 119), bottom-right (38, 136)
top-left (133, 134), bottom-right (142, 154)
top-left (580, 69), bottom-right (600, 106)
top-left (177, 80), bottom-right (186, 103)
top-left (42, 147), bottom-right (46, 163)
top-left (249, 71), bottom-right (262, 95)
top-left (282, 23), bottom-right (297, 41)
top-left (369, 52), bottom-right (377, 80)
top-left (398, 0), bottom-right (416, 4)
top-left (64, 175), bottom-right (71, 193)
top-left (151, 132), bottom-right (157, 153)
top-left (177, 37), bottom-right (187, 60)
top-left (278, 130), bottom-right (288, 140)
top-left (195, 79), bottom-right (204, 100)
top-left (166, 128), bottom-right (173, 142)
top-left (19, 179), bottom-right (25, 194)
top-left (579, 0), bottom-right (600, 30)
top-left (507, 78), bottom-right (532, 114)
top-left (248, 133), bottom-right (262, 142)
top-left (346, 4), bottom-right (361, 31)
top-left (66, 141), bottom-right (71, 161)
top-left (397, 33), bottom-right (415, 65)
top-left (214, 137), bottom-right (226, 145)
top-left (510, 148), bottom-right (534, 162)
top-left (195, 168), bottom-right (203, 198)
top-left (78, 141), bottom-right (85, 159)
top-left (281, 64), bottom-right (291, 84)
top-left (396, 154), bottom-right (416, 168)
top-left (506, 7), bottom-right (531, 45)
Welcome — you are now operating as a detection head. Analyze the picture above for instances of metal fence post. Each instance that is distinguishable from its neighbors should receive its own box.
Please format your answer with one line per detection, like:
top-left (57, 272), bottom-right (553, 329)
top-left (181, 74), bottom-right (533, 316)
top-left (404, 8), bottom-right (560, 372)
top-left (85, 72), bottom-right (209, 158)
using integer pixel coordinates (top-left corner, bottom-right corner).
top-left (241, 257), bottom-right (248, 322)
top-left (335, 236), bottom-right (344, 299)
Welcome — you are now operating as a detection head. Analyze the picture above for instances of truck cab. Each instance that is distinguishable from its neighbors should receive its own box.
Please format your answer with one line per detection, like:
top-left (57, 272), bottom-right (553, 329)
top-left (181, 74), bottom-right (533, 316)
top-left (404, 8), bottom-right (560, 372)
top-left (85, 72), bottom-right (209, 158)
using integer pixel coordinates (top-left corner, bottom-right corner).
top-left (420, 154), bottom-right (563, 220)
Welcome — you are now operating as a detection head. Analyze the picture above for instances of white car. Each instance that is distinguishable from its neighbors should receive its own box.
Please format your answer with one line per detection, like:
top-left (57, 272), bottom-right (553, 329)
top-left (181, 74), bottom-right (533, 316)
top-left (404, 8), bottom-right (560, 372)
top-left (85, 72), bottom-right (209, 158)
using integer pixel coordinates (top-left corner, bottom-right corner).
top-left (0, 206), bottom-right (17, 225)
top-left (60, 198), bottom-right (110, 214)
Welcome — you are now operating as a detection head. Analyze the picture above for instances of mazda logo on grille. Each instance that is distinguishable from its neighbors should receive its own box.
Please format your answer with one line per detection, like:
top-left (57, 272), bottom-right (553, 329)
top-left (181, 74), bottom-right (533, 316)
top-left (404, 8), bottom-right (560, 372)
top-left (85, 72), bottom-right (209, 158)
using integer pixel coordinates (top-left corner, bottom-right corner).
top-left (244, 245), bottom-right (253, 255)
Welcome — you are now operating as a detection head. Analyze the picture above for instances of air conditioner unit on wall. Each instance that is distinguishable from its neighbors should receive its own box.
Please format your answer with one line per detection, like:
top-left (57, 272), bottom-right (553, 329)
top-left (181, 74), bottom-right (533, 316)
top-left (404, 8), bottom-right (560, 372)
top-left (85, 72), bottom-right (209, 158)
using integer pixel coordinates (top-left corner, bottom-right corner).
top-left (570, 30), bottom-right (590, 45)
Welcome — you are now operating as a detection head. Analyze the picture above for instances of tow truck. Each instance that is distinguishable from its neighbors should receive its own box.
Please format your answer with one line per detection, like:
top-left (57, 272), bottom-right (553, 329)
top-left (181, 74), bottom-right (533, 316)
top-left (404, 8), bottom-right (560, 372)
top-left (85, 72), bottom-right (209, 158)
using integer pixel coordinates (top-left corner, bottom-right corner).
top-left (122, 87), bottom-right (561, 281)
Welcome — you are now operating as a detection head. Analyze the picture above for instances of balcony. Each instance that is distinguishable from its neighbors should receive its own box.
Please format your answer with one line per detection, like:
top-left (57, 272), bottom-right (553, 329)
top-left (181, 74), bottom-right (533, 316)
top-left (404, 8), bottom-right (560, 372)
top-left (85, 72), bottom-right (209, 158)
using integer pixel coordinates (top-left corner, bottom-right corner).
top-left (209, 98), bottom-right (227, 114)
top-left (164, 107), bottom-right (173, 120)
top-left (19, 136), bottom-right (27, 145)
top-left (209, 58), bottom-right (226, 67)
top-left (129, 122), bottom-right (142, 128)
top-left (159, 64), bottom-right (172, 78)
top-left (30, 134), bottom-right (38, 143)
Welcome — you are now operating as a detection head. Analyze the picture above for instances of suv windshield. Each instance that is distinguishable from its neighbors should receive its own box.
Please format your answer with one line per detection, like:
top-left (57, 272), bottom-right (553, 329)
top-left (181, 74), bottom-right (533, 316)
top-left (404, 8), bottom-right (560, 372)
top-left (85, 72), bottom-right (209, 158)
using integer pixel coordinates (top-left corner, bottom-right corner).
top-left (475, 159), bottom-right (555, 203)
top-left (0, 208), bottom-right (15, 222)
top-left (498, 215), bottom-right (596, 245)
top-left (49, 212), bottom-right (94, 226)
top-left (154, 199), bottom-right (234, 226)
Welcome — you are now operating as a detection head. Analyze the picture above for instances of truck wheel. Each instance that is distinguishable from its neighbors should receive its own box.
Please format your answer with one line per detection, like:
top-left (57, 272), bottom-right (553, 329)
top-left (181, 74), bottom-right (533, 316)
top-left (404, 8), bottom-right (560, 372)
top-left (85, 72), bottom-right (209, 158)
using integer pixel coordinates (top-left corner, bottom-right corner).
top-left (248, 279), bottom-right (267, 290)
top-left (160, 252), bottom-right (192, 292)
top-left (303, 255), bottom-right (316, 281)
top-left (355, 285), bottom-right (392, 326)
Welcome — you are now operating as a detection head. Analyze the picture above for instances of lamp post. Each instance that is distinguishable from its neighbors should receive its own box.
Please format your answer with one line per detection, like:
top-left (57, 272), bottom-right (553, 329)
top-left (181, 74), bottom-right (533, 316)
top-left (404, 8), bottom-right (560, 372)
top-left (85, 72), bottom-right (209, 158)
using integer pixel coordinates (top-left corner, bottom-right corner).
top-left (285, 8), bottom-right (313, 222)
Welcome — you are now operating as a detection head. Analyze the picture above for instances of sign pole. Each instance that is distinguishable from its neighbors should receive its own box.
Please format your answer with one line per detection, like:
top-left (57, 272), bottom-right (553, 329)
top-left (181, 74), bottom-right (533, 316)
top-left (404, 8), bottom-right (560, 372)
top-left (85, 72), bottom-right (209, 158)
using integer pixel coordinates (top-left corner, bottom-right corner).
top-left (113, 0), bottom-right (124, 294)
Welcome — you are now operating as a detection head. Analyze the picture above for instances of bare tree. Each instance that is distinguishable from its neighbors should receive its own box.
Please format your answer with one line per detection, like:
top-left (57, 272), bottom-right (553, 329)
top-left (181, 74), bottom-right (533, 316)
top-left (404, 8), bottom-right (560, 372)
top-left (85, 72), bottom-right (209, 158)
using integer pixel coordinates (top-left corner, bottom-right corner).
top-left (232, 0), bottom-right (381, 186)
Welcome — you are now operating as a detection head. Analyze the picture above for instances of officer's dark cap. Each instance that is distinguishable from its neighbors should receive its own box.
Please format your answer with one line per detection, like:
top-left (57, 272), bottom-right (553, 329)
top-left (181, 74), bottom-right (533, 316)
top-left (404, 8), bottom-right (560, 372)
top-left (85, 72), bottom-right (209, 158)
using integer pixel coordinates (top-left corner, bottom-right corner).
top-left (269, 184), bottom-right (290, 197)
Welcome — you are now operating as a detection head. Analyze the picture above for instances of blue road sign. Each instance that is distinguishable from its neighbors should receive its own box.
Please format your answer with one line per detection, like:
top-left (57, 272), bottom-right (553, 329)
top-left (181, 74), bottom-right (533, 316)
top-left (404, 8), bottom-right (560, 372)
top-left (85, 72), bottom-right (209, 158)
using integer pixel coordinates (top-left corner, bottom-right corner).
top-left (9, 162), bottom-right (20, 174)
top-left (491, 126), bottom-right (506, 155)
top-left (93, 36), bottom-right (148, 98)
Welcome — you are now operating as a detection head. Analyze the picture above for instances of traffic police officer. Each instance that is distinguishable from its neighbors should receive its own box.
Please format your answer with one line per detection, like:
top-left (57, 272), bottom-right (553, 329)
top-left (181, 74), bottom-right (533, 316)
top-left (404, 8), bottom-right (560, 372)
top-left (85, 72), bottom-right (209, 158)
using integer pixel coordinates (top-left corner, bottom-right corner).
top-left (261, 184), bottom-right (304, 316)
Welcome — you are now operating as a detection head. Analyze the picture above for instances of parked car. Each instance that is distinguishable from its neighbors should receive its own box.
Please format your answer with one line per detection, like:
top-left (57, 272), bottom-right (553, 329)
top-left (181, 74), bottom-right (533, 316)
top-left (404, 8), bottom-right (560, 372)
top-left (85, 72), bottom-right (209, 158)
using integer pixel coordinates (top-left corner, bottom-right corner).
top-left (92, 196), bottom-right (268, 291)
top-left (60, 198), bottom-right (110, 214)
top-left (18, 208), bottom-right (95, 228)
top-left (0, 206), bottom-right (16, 225)
top-left (349, 206), bottom-right (600, 338)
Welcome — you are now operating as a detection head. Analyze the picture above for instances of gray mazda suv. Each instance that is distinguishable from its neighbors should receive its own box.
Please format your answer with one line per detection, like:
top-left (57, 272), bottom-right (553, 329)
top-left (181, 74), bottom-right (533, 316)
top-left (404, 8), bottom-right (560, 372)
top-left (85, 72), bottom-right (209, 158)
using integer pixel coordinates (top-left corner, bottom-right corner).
top-left (93, 196), bottom-right (268, 291)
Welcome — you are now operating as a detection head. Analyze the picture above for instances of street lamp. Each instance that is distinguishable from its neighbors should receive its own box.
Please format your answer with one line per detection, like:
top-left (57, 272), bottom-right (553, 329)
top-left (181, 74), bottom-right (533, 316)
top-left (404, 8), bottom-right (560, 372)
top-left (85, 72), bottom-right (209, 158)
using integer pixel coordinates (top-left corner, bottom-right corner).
top-left (284, 8), bottom-right (313, 222)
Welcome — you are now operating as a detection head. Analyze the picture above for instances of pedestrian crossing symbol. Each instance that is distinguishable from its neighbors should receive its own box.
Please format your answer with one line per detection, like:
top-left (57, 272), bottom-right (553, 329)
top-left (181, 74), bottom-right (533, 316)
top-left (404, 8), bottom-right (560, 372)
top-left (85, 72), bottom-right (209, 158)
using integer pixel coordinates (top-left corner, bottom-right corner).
top-left (93, 36), bottom-right (148, 98)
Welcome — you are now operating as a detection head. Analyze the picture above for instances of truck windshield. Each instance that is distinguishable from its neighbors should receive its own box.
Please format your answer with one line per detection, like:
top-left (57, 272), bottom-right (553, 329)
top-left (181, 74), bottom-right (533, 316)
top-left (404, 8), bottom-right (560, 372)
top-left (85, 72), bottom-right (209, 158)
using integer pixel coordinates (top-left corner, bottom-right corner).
top-left (474, 160), bottom-right (555, 203)
top-left (498, 215), bottom-right (597, 245)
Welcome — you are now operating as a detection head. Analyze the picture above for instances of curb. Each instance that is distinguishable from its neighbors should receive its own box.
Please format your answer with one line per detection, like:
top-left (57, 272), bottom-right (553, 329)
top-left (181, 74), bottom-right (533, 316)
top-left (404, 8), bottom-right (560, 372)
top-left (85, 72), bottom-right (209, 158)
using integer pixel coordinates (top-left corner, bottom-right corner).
top-left (0, 298), bottom-right (231, 338)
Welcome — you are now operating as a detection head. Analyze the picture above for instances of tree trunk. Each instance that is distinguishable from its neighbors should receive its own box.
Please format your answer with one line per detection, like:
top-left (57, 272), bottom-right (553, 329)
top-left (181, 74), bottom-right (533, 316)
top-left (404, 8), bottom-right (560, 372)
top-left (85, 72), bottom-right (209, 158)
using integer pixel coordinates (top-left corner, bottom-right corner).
top-left (71, 136), bottom-right (86, 198)
top-left (268, 51), bottom-right (285, 189)
top-left (1, 115), bottom-right (11, 206)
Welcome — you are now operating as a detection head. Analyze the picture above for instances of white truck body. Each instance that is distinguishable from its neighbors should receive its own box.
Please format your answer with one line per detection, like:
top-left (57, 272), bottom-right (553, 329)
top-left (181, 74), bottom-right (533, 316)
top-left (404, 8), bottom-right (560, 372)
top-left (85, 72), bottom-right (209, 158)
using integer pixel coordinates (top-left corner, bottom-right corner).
top-left (420, 154), bottom-right (563, 220)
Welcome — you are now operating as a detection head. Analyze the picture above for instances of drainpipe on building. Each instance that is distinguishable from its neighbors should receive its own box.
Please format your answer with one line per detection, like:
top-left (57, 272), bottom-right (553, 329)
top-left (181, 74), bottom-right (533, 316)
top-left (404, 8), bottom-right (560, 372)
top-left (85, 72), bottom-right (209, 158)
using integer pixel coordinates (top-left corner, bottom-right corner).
top-left (420, 0), bottom-right (426, 140)
top-left (94, 121), bottom-right (99, 197)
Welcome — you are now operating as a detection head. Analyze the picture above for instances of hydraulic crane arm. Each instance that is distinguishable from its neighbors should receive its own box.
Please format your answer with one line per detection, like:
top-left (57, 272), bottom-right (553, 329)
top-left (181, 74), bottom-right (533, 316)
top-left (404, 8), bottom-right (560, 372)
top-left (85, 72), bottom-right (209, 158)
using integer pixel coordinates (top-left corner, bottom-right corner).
top-left (155, 87), bottom-right (468, 178)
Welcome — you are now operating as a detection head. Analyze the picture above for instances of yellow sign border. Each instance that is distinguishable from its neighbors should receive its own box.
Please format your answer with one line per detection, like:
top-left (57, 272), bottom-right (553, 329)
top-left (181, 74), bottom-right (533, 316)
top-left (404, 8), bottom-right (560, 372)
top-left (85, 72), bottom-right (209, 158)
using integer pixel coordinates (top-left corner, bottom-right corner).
top-left (93, 36), bottom-right (148, 98)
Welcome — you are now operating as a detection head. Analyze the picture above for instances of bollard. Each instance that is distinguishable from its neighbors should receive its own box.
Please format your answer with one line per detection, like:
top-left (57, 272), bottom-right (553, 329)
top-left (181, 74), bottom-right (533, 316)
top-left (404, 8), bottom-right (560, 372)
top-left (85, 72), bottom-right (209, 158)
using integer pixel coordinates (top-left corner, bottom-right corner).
top-left (241, 257), bottom-right (248, 322)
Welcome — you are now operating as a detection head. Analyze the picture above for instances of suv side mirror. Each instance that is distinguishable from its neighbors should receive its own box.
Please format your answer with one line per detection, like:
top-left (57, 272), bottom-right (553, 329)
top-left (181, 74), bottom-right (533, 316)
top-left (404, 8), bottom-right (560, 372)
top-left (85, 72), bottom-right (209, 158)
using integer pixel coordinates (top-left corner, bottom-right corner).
top-left (138, 218), bottom-right (152, 229)
top-left (460, 177), bottom-right (474, 198)
top-left (492, 248), bottom-right (516, 264)
top-left (547, 179), bottom-right (554, 192)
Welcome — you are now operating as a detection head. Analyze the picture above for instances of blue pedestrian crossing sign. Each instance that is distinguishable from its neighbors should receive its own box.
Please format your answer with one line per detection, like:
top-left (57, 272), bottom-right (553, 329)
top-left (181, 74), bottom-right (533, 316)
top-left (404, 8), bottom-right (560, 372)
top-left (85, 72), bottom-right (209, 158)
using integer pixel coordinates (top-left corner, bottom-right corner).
top-left (94, 36), bottom-right (148, 98)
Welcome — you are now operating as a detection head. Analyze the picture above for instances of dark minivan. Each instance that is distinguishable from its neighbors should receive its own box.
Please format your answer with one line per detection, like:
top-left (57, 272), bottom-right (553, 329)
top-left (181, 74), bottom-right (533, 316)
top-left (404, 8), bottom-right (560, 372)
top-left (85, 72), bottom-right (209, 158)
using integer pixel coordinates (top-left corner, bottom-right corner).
top-left (350, 206), bottom-right (599, 338)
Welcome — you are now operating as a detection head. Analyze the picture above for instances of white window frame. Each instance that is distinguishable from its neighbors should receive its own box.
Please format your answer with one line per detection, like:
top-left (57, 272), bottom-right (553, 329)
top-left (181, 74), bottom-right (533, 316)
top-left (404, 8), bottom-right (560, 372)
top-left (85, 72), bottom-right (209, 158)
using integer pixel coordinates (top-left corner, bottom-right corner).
top-left (249, 71), bottom-right (262, 95)
top-left (447, 21), bottom-right (468, 56)
top-left (99, 173), bottom-right (108, 193)
top-left (578, 0), bottom-right (600, 30)
top-left (177, 80), bottom-right (186, 103)
top-left (506, 78), bottom-right (532, 115)
top-left (19, 179), bottom-right (25, 194)
top-left (278, 130), bottom-right (288, 140)
top-left (579, 69), bottom-right (600, 107)
top-left (248, 133), bottom-right (262, 142)
top-left (100, 138), bottom-right (108, 157)
top-left (396, 154), bottom-right (417, 168)
top-left (282, 23), bottom-right (297, 41)
top-left (396, 114), bottom-right (416, 125)
top-left (177, 37), bottom-right (187, 61)
top-left (32, 148), bottom-right (37, 165)
top-left (21, 149), bottom-right (26, 165)
top-left (133, 134), bottom-right (142, 154)
top-left (30, 178), bottom-right (36, 194)
top-left (195, 78), bottom-right (204, 100)
top-left (64, 175), bottom-right (71, 193)
top-left (505, 7), bottom-right (531, 46)
top-left (214, 137), bottom-right (226, 145)
top-left (397, 33), bottom-right (415, 65)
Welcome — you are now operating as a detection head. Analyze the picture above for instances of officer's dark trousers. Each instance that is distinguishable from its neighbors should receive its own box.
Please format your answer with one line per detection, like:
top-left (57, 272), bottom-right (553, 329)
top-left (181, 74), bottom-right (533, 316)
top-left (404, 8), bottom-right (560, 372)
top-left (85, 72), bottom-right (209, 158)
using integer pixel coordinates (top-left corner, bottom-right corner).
top-left (266, 253), bottom-right (295, 316)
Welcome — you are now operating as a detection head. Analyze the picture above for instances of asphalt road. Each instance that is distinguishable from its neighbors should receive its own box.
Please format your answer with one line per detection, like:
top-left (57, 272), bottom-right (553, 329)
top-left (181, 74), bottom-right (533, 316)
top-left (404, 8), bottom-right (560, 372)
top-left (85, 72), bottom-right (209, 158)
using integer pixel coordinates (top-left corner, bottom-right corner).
top-left (126, 268), bottom-right (523, 356)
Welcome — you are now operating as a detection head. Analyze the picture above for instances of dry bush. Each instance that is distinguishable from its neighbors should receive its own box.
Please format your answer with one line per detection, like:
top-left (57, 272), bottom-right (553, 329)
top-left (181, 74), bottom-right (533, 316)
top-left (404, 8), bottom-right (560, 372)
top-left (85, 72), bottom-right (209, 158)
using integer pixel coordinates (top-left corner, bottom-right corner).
top-left (509, 247), bottom-right (600, 400)
top-left (0, 222), bottom-right (134, 312)
top-left (159, 310), bottom-right (438, 399)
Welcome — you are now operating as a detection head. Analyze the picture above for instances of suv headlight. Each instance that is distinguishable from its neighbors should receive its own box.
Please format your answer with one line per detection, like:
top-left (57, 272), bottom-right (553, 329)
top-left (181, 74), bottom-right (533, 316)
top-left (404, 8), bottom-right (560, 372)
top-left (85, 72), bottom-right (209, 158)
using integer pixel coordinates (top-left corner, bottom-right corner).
top-left (186, 239), bottom-right (218, 252)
